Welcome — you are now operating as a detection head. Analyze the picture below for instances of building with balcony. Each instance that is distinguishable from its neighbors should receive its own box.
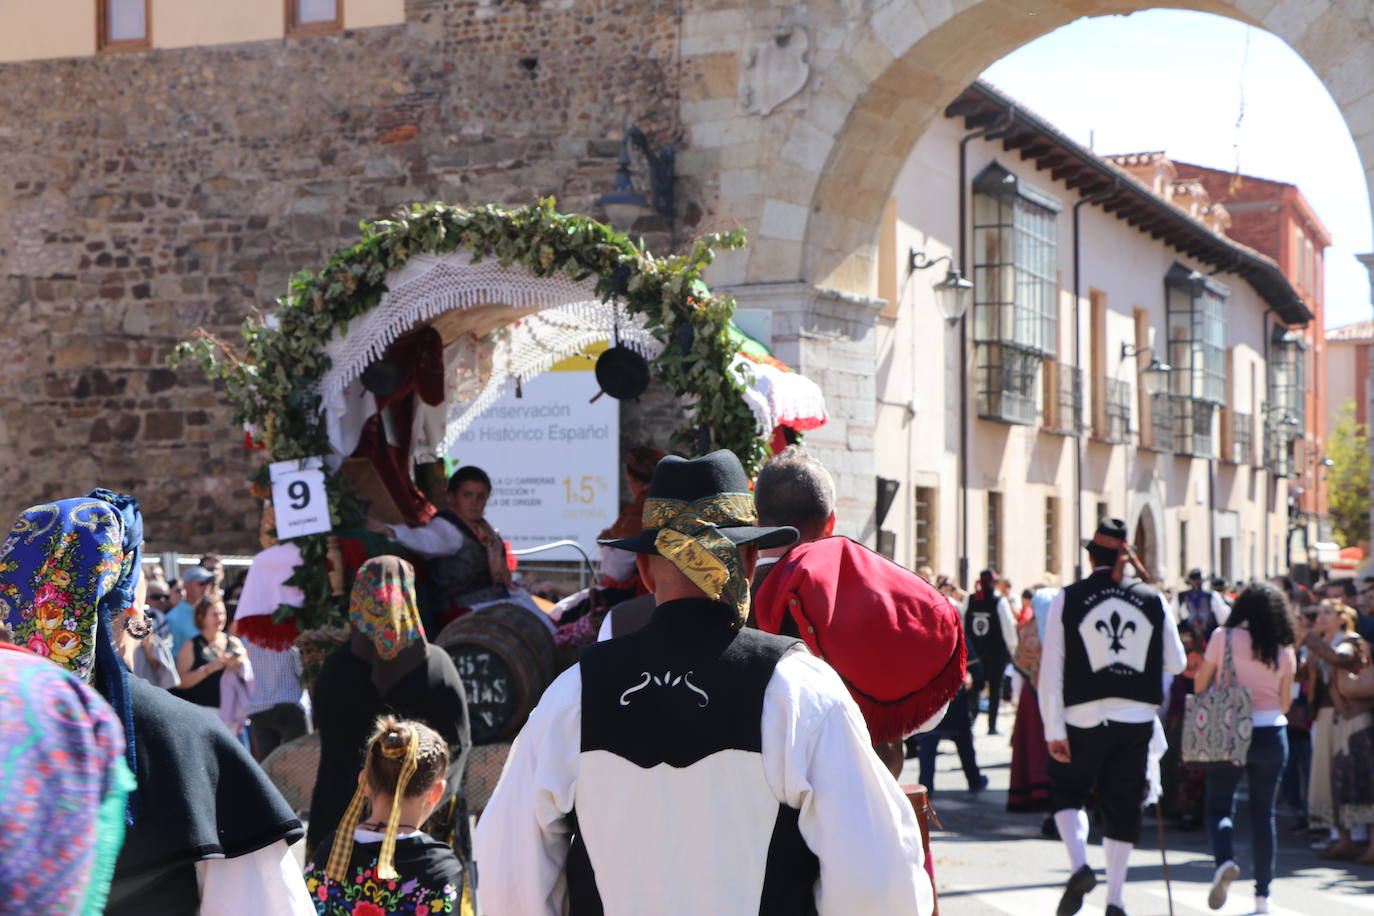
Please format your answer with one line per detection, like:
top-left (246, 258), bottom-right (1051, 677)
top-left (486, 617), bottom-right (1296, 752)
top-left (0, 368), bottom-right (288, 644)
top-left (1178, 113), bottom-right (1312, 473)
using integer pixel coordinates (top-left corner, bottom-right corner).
top-left (873, 80), bottom-right (1312, 588)
top-left (1108, 153), bottom-right (1332, 574)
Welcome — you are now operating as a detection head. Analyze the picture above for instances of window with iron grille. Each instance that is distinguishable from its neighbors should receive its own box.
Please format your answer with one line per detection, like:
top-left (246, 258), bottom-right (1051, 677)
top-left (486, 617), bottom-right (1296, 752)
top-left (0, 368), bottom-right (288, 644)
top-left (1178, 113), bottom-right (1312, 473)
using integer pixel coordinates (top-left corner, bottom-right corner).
top-left (915, 487), bottom-right (935, 571)
top-left (1171, 395), bottom-right (1215, 457)
top-left (1264, 423), bottom-right (1296, 478)
top-left (1043, 359), bottom-right (1083, 435)
top-left (1096, 376), bottom-right (1131, 444)
top-left (987, 492), bottom-right (1002, 574)
top-left (1269, 328), bottom-right (1307, 430)
top-left (976, 343), bottom-right (1040, 425)
top-left (1046, 496), bottom-right (1060, 575)
top-left (1166, 264), bottom-right (1228, 406)
top-left (972, 163), bottom-right (1060, 426)
top-left (1227, 412), bottom-right (1253, 465)
top-left (1147, 391), bottom-right (1173, 451)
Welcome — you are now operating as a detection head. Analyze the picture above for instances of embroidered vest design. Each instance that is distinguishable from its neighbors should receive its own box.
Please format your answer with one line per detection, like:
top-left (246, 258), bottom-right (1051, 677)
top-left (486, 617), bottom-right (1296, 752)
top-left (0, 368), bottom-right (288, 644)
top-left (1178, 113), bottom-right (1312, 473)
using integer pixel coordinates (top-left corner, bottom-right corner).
top-left (1061, 574), bottom-right (1165, 708)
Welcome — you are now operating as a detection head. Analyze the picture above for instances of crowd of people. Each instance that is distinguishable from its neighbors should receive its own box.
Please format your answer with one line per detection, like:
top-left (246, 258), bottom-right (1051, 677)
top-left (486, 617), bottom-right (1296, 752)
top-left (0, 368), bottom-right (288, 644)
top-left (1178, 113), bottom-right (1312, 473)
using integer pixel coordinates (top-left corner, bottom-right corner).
top-left (913, 552), bottom-right (1374, 914)
top-left (4, 456), bottom-right (1373, 915)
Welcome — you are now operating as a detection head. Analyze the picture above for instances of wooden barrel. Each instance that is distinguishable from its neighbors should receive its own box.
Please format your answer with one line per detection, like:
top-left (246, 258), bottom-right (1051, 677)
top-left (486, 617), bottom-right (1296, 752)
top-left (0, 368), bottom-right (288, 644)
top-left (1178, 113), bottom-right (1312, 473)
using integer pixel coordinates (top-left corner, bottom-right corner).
top-left (436, 602), bottom-right (556, 744)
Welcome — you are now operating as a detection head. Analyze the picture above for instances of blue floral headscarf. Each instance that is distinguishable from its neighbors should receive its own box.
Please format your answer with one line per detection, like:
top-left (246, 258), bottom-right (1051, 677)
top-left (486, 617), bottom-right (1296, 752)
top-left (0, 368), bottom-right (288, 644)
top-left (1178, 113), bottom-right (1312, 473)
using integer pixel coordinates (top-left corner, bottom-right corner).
top-left (0, 494), bottom-right (143, 821)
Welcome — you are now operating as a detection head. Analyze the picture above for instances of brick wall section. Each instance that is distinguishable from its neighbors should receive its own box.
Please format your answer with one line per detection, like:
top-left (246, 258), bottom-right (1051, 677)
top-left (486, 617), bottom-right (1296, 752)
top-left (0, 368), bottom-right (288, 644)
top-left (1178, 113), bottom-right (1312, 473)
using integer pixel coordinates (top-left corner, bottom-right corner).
top-left (0, 0), bottom-right (689, 553)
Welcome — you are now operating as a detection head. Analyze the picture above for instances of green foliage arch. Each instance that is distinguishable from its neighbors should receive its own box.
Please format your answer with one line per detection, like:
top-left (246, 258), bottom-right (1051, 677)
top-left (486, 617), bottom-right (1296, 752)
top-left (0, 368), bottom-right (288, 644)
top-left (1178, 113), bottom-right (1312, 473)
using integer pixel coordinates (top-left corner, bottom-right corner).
top-left (174, 199), bottom-right (764, 628)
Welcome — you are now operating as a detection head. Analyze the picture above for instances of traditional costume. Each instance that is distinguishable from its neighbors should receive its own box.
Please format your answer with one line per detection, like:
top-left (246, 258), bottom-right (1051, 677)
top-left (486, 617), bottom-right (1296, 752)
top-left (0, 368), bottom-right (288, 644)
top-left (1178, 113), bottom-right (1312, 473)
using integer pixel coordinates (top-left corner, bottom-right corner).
top-left (1039, 519), bottom-right (1185, 916)
top-left (474, 450), bottom-right (934, 915)
top-left (0, 642), bottom-right (134, 915)
top-left (307, 556), bottom-right (472, 875)
top-left (0, 494), bottom-right (312, 915)
top-left (1008, 598), bottom-right (1052, 813)
top-left (965, 570), bottom-right (1018, 734)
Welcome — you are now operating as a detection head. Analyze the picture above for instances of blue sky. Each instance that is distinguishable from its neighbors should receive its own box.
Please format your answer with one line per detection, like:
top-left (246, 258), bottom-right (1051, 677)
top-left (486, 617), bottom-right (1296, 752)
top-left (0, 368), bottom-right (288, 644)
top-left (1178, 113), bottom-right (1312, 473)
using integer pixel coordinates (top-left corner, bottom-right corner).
top-left (982, 9), bottom-right (1372, 330)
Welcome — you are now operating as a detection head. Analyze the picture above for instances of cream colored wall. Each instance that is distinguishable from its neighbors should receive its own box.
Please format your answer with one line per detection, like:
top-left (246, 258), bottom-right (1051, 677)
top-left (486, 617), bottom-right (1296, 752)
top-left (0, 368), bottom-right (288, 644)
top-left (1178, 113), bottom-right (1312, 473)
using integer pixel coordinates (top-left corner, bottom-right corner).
top-left (880, 115), bottom-right (1291, 588)
top-left (1327, 341), bottom-right (1358, 427)
top-left (0, 0), bottom-right (95, 62)
top-left (0, 0), bottom-right (406, 62)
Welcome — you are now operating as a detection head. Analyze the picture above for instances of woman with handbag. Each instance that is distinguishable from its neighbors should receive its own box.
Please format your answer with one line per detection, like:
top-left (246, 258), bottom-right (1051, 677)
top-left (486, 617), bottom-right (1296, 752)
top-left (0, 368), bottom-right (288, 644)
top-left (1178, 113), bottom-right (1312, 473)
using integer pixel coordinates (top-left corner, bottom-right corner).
top-left (1191, 582), bottom-right (1296, 914)
top-left (1320, 603), bottom-right (1374, 863)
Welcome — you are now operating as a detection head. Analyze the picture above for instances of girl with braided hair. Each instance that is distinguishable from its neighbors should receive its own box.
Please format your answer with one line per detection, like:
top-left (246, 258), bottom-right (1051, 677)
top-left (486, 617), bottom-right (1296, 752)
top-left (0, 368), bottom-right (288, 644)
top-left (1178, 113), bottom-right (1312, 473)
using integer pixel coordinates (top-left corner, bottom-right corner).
top-left (305, 716), bottom-right (463, 915)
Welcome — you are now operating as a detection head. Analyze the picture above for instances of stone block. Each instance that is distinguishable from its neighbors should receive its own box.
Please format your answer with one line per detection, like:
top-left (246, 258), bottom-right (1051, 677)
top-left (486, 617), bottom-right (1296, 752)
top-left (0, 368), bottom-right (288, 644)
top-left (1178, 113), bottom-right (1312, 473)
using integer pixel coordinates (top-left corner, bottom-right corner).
top-left (780, 119), bottom-right (835, 174)
top-left (758, 198), bottom-right (809, 242)
top-left (144, 410), bottom-right (184, 441)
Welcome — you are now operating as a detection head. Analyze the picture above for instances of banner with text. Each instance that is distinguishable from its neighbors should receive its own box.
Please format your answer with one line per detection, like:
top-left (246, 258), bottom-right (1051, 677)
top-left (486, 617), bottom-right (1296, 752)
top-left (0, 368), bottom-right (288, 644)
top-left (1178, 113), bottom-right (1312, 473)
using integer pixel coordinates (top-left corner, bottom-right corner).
top-left (449, 363), bottom-right (619, 559)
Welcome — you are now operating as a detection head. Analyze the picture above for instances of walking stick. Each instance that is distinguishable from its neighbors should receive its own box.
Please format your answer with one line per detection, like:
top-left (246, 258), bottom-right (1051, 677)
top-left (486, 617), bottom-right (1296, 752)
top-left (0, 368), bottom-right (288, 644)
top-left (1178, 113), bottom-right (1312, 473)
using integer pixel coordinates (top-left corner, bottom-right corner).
top-left (1155, 803), bottom-right (1174, 916)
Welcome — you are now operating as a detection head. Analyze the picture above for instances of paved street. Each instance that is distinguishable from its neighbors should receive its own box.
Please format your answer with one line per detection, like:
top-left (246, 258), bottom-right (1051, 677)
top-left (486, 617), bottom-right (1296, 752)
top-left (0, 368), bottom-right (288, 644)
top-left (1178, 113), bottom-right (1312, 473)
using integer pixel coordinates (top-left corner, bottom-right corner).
top-left (902, 712), bottom-right (1374, 916)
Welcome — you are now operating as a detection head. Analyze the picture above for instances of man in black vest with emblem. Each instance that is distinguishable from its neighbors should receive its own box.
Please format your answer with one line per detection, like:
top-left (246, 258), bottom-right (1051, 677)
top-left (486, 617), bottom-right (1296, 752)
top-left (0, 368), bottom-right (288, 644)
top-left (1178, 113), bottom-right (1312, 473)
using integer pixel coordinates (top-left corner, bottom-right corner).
top-left (965, 568), bottom-right (1019, 735)
top-left (474, 450), bottom-right (933, 915)
top-left (1039, 518), bottom-right (1185, 916)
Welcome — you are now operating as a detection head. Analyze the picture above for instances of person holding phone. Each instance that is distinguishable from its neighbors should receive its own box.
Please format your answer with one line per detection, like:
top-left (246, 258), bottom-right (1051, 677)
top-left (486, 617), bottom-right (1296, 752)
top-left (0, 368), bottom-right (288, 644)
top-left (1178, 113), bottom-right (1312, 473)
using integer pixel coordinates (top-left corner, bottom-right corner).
top-left (173, 596), bottom-right (253, 735)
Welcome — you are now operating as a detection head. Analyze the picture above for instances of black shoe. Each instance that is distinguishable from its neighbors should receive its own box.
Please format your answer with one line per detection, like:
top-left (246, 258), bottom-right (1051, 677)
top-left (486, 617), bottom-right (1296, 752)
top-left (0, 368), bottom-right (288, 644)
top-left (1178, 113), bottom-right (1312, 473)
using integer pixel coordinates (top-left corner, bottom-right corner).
top-left (1040, 815), bottom-right (1059, 839)
top-left (969, 774), bottom-right (989, 793)
top-left (1056, 864), bottom-right (1096, 916)
top-left (1105, 906), bottom-right (1127, 916)
top-left (988, 727), bottom-right (1000, 736)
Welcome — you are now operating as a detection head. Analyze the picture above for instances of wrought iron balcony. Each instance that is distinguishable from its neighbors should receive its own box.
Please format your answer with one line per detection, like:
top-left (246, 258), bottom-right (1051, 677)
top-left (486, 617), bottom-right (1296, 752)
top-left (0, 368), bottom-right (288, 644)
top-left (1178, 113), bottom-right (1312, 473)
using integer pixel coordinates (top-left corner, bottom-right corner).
top-left (1095, 376), bottom-right (1131, 444)
top-left (1043, 359), bottom-right (1084, 435)
top-left (1145, 391), bottom-right (1173, 451)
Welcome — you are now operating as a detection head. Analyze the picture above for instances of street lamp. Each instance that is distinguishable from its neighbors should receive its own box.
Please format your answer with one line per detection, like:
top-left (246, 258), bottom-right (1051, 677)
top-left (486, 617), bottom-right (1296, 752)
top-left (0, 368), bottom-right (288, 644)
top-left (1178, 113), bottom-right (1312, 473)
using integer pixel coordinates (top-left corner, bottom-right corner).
top-left (908, 250), bottom-right (974, 324)
top-left (596, 126), bottom-right (675, 234)
top-left (1119, 343), bottom-right (1172, 395)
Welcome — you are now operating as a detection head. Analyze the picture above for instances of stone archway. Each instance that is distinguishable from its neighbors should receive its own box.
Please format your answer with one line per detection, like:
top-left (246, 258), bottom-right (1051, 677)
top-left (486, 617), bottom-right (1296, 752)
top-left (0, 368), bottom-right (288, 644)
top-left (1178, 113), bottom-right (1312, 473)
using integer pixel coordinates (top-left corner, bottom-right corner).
top-left (680, 0), bottom-right (1374, 296)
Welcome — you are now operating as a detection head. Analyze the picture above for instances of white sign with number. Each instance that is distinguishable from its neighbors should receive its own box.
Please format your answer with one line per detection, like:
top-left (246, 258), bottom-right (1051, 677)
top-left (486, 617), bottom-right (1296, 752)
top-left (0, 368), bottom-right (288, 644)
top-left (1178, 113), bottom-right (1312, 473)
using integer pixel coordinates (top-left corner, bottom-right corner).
top-left (269, 456), bottom-right (332, 539)
top-left (449, 365), bottom-right (619, 557)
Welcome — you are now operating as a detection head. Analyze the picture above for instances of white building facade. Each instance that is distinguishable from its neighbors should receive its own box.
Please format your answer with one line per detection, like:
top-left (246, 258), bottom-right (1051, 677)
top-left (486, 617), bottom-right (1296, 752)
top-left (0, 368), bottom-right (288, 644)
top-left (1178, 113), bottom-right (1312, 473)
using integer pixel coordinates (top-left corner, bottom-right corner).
top-left (870, 81), bottom-right (1312, 590)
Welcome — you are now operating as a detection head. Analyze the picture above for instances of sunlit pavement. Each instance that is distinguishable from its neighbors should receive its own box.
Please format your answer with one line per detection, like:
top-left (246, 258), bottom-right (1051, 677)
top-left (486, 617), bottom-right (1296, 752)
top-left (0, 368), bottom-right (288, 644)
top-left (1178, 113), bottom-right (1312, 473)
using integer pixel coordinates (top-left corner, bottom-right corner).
top-left (904, 711), bottom-right (1374, 916)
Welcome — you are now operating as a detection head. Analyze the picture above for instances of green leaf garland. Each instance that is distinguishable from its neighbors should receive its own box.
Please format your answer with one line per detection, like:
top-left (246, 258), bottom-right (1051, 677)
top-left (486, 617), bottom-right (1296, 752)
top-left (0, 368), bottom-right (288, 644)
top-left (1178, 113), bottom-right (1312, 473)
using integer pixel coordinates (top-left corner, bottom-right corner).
top-left (173, 199), bottom-right (764, 630)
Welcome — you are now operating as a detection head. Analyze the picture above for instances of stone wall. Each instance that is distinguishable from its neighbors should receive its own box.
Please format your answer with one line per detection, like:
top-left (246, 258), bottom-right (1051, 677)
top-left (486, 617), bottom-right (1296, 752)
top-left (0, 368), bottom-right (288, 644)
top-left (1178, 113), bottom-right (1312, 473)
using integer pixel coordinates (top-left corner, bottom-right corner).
top-left (0, 0), bottom-right (688, 553)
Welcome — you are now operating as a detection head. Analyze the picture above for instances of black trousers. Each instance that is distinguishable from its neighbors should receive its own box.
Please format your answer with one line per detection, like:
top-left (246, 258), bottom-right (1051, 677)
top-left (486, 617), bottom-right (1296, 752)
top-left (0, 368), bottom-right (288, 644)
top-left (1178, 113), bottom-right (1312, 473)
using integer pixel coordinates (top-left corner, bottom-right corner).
top-left (249, 701), bottom-right (309, 762)
top-left (972, 650), bottom-right (1010, 732)
top-left (1048, 720), bottom-right (1153, 844)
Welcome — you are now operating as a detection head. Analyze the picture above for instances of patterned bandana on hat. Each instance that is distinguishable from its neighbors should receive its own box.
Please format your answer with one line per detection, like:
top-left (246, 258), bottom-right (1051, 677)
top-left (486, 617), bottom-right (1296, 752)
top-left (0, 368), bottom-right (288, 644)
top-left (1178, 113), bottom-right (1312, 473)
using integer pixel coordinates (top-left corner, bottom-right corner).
top-left (644, 492), bottom-right (759, 619)
top-left (598, 450), bottom-right (799, 622)
top-left (348, 555), bottom-right (428, 695)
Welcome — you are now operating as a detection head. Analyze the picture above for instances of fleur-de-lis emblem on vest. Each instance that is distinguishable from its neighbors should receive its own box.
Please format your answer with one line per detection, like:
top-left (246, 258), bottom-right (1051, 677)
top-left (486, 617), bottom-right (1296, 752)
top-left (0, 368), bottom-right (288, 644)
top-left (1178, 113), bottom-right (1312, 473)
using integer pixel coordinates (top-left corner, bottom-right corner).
top-left (1095, 610), bottom-right (1136, 654)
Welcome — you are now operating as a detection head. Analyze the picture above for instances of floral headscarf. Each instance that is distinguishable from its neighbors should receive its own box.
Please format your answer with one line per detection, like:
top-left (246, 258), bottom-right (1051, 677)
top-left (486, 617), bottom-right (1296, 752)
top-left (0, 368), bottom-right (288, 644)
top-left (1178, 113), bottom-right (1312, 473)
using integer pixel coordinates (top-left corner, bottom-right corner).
top-left (0, 499), bottom-right (124, 680)
top-left (0, 643), bottom-right (134, 915)
top-left (348, 556), bottom-right (427, 695)
top-left (0, 496), bottom-right (143, 822)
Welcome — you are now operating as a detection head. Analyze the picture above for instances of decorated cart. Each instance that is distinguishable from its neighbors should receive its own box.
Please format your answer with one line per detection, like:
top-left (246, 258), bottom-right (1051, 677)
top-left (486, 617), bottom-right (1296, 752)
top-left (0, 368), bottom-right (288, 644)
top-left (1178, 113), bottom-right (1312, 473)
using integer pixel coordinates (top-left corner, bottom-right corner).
top-left (175, 199), bottom-right (828, 816)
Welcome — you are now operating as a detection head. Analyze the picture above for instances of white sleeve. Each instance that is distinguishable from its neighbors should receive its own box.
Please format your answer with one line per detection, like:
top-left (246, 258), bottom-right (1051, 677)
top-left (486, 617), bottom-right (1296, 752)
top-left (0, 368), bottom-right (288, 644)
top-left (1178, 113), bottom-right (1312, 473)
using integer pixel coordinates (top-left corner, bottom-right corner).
top-left (474, 666), bottom-right (582, 916)
top-left (1160, 598), bottom-right (1187, 676)
top-left (388, 516), bottom-right (465, 559)
top-left (194, 841), bottom-right (314, 916)
top-left (1211, 592), bottom-right (1231, 627)
top-left (1038, 590), bottom-right (1068, 742)
top-left (762, 653), bottom-right (934, 916)
top-left (997, 597), bottom-right (1019, 655)
top-left (596, 610), bottom-right (614, 642)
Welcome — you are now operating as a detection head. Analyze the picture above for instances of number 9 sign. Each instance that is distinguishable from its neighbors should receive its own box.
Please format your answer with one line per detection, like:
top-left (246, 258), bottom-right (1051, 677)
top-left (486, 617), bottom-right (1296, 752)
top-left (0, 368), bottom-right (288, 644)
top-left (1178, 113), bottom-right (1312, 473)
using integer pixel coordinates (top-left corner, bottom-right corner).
top-left (269, 457), bottom-right (332, 539)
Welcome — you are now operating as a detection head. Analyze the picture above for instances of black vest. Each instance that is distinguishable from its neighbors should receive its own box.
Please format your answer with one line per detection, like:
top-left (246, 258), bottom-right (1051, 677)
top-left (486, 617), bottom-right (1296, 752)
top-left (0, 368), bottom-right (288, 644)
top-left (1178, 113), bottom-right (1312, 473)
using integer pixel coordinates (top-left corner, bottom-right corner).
top-left (567, 598), bottom-right (819, 915)
top-left (430, 510), bottom-right (500, 606)
top-left (1061, 572), bottom-right (1166, 707)
top-left (965, 594), bottom-right (1006, 660)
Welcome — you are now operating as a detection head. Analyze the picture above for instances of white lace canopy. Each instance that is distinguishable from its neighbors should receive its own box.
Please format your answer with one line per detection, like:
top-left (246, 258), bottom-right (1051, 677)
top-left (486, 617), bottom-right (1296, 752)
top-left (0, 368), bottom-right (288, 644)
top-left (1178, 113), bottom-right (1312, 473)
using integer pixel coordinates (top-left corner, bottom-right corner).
top-left (316, 250), bottom-right (662, 457)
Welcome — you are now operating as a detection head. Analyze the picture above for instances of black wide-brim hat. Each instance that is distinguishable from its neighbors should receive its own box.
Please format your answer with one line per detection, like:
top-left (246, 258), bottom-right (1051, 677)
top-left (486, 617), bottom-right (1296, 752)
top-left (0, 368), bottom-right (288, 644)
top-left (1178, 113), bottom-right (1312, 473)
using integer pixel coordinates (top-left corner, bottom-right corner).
top-left (599, 449), bottom-right (799, 555)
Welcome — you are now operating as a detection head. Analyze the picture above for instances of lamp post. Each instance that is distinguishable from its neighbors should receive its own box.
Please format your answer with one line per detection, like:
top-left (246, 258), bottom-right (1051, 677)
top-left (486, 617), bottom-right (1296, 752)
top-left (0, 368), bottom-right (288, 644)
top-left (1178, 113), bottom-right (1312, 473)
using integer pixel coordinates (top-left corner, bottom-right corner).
top-left (596, 126), bottom-right (675, 235)
top-left (908, 250), bottom-right (974, 324)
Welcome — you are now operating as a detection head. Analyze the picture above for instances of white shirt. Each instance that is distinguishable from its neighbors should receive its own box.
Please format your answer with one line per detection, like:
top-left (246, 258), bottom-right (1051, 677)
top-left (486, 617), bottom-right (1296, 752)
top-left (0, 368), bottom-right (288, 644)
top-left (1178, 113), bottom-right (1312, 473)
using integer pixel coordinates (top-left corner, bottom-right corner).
top-left (195, 840), bottom-right (314, 916)
top-left (474, 649), bottom-right (934, 916)
top-left (387, 515), bottom-right (465, 559)
top-left (1038, 576), bottom-right (1186, 742)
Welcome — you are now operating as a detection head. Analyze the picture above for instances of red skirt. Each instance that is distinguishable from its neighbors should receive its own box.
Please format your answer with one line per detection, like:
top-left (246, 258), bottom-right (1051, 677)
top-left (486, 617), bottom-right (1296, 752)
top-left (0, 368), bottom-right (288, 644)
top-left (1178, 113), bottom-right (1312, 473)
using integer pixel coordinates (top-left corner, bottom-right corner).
top-left (1007, 682), bottom-right (1052, 812)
